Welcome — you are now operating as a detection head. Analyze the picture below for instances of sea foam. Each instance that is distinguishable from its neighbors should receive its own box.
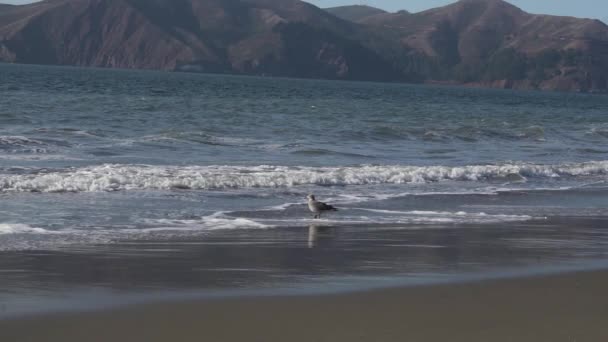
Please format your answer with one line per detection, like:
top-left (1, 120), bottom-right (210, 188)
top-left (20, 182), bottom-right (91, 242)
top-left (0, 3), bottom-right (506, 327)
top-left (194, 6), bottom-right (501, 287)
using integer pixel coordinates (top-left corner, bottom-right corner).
top-left (0, 224), bottom-right (53, 235)
top-left (0, 161), bottom-right (606, 193)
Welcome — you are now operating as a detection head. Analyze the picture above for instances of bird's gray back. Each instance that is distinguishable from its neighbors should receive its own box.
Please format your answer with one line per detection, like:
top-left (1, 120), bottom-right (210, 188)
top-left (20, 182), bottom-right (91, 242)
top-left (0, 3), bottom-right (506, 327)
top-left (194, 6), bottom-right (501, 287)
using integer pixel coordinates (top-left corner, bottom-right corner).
top-left (308, 200), bottom-right (322, 213)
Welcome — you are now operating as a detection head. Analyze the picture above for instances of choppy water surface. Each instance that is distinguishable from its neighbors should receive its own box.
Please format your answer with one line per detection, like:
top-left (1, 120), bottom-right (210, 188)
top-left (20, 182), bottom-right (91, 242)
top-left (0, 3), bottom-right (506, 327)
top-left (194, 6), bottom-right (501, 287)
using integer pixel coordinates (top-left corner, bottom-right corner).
top-left (1, 64), bottom-right (608, 314)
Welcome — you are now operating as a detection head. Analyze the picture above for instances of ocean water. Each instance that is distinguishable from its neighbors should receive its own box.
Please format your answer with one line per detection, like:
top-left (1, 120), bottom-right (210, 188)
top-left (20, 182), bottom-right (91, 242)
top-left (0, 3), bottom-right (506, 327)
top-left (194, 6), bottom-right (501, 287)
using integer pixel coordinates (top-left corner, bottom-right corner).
top-left (1, 64), bottom-right (608, 314)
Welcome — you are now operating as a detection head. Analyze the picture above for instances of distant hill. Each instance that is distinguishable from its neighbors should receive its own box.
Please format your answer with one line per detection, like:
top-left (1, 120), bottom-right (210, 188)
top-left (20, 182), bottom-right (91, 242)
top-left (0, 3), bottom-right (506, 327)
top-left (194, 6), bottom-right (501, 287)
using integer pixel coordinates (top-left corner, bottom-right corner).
top-left (0, 0), bottom-right (403, 81)
top-left (357, 0), bottom-right (608, 92)
top-left (324, 5), bottom-right (387, 22)
top-left (1, 0), bottom-right (608, 92)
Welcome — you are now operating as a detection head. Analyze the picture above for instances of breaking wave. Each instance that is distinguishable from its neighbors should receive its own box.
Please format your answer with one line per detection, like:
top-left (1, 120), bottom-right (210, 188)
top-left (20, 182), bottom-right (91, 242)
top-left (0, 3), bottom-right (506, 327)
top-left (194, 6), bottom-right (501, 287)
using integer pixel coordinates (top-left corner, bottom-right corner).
top-left (0, 161), bottom-right (607, 193)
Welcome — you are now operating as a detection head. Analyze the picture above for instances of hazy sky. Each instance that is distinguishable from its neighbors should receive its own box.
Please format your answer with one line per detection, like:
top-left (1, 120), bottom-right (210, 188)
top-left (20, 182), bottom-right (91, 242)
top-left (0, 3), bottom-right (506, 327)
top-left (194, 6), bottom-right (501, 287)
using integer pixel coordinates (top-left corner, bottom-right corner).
top-left (307, 0), bottom-right (606, 20)
top-left (2, 0), bottom-right (606, 21)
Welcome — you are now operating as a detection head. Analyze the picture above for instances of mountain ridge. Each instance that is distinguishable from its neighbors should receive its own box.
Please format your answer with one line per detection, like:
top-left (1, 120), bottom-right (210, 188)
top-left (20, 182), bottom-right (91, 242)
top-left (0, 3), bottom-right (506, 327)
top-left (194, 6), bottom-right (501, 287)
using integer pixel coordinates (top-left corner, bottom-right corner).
top-left (324, 5), bottom-right (387, 22)
top-left (354, 0), bottom-right (608, 92)
top-left (1, 0), bottom-right (607, 92)
top-left (0, 0), bottom-right (404, 81)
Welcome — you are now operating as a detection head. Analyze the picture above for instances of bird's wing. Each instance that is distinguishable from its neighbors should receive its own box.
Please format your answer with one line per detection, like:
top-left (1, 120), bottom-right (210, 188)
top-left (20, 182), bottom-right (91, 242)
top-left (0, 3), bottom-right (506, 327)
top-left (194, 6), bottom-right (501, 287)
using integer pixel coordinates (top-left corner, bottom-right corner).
top-left (319, 202), bottom-right (337, 211)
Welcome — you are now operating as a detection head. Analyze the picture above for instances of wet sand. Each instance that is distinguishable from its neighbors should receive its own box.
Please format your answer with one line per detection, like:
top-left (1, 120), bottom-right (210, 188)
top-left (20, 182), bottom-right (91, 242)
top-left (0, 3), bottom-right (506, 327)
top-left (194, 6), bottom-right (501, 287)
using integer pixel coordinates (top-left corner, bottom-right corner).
top-left (2, 269), bottom-right (607, 342)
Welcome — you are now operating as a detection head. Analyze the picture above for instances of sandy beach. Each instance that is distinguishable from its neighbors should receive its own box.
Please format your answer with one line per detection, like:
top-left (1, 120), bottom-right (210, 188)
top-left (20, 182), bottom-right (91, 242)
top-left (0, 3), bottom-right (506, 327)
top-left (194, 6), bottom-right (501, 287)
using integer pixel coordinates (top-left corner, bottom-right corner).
top-left (2, 269), bottom-right (607, 342)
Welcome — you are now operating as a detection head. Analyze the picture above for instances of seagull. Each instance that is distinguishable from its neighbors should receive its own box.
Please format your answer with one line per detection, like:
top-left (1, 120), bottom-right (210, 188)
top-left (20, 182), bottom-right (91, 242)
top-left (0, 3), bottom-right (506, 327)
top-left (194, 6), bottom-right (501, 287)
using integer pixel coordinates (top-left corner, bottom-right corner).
top-left (307, 194), bottom-right (338, 219)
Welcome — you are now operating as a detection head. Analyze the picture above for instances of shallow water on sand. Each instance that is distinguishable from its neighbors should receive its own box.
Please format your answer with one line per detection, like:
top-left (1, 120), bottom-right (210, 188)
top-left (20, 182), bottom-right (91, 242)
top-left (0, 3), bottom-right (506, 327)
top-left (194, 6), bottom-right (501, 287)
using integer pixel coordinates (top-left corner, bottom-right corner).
top-left (2, 216), bottom-right (608, 318)
top-left (1, 64), bottom-right (608, 316)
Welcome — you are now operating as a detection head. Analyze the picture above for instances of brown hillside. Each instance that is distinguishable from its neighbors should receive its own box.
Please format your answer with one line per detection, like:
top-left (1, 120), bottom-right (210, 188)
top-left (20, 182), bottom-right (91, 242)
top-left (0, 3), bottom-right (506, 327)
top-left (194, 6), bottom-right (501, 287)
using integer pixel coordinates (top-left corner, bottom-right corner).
top-left (1, 0), bottom-right (608, 92)
top-left (358, 0), bottom-right (608, 91)
top-left (0, 0), bottom-right (402, 81)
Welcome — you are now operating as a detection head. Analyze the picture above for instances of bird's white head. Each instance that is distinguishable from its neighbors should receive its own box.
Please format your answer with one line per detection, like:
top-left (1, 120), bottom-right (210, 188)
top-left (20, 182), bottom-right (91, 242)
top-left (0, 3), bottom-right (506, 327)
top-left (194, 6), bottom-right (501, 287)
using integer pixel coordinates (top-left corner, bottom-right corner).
top-left (307, 194), bottom-right (315, 201)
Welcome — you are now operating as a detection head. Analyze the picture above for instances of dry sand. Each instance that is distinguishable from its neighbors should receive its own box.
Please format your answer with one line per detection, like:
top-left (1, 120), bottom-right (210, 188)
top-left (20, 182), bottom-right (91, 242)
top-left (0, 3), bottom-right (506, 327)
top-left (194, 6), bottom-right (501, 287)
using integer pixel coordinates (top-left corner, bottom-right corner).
top-left (2, 270), bottom-right (608, 342)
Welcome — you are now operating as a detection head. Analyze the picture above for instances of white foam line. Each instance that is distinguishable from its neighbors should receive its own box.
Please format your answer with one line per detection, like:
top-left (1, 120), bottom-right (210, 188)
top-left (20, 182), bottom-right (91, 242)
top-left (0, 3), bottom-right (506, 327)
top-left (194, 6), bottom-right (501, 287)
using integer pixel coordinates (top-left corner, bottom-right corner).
top-left (141, 213), bottom-right (274, 232)
top-left (348, 207), bottom-right (535, 219)
top-left (264, 202), bottom-right (302, 211)
top-left (0, 224), bottom-right (57, 235)
top-left (0, 161), bottom-right (606, 193)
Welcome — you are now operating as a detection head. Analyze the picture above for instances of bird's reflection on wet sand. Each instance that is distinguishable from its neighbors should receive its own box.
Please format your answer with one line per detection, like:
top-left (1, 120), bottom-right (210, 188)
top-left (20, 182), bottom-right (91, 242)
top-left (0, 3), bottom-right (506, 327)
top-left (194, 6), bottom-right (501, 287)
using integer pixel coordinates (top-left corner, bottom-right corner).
top-left (308, 225), bottom-right (333, 248)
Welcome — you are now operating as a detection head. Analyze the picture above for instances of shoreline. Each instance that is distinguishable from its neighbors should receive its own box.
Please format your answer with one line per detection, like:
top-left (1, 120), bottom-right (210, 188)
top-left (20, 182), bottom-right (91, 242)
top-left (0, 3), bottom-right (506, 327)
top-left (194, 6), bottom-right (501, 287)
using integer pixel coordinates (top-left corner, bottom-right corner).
top-left (2, 269), bottom-right (607, 342)
top-left (2, 216), bottom-right (608, 323)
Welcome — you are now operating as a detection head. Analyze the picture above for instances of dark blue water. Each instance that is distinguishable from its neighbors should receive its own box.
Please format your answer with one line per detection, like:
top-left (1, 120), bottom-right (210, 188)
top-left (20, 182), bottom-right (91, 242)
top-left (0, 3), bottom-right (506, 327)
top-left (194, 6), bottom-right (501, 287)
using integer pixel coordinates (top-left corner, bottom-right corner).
top-left (1, 63), bottom-right (608, 250)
